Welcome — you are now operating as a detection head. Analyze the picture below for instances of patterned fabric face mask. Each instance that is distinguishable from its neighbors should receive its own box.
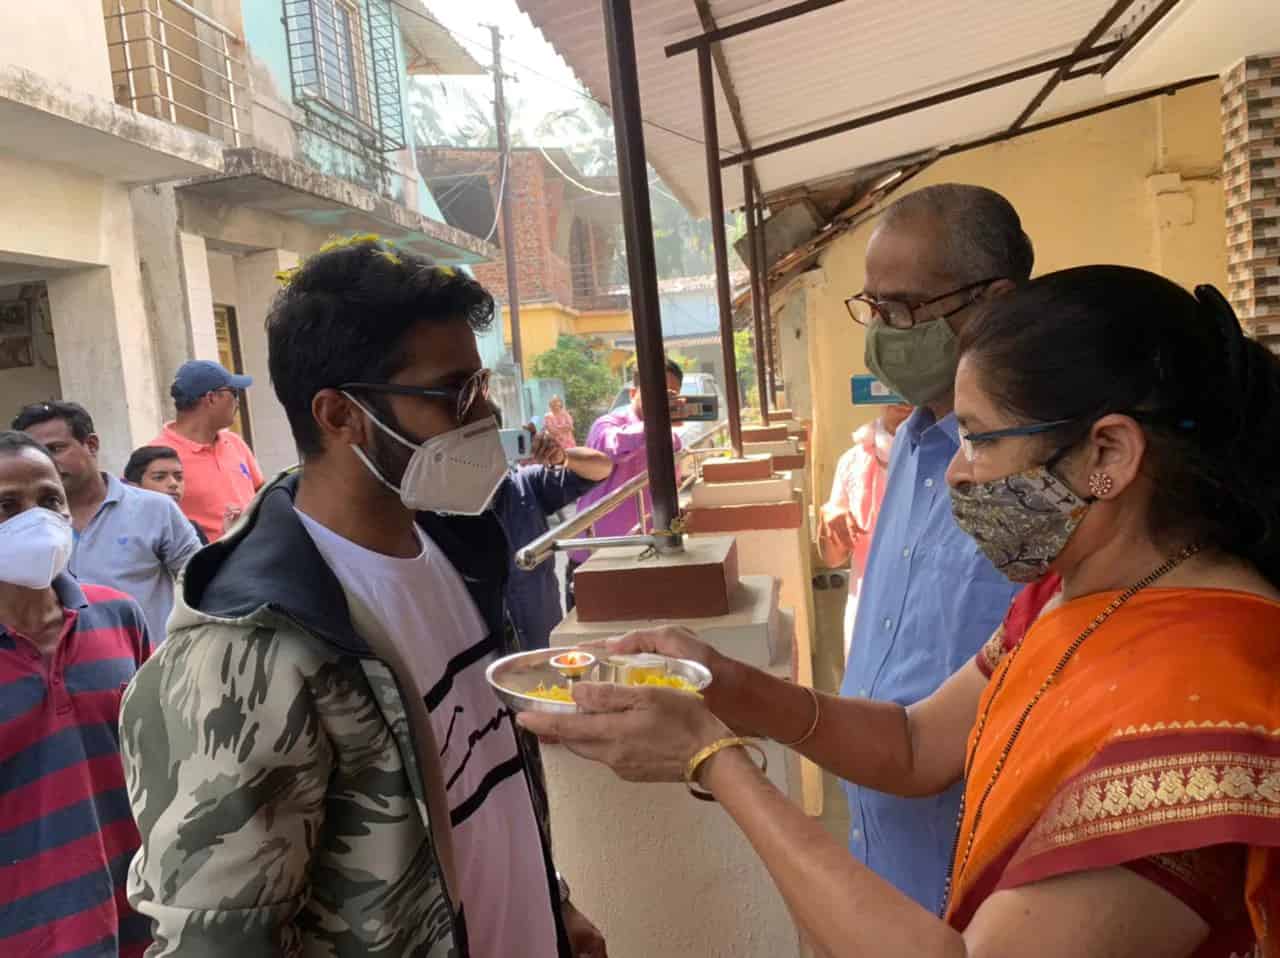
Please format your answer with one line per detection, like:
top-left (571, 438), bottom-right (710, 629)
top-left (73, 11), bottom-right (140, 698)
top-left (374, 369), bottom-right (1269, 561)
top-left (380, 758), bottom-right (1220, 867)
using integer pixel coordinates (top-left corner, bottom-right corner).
top-left (949, 466), bottom-right (1094, 582)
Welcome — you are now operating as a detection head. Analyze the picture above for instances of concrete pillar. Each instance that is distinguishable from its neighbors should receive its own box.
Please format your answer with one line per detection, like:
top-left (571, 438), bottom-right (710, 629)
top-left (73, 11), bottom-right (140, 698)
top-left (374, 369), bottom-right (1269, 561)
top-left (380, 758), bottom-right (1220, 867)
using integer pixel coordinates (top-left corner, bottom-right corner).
top-left (132, 185), bottom-right (220, 417)
top-left (686, 468), bottom-right (821, 816)
top-left (1222, 54), bottom-right (1280, 341)
top-left (44, 185), bottom-right (163, 472)
top-left (547, 576), bottom-right (800, 958)
top-left (234, 249), bottom-right (298, 477)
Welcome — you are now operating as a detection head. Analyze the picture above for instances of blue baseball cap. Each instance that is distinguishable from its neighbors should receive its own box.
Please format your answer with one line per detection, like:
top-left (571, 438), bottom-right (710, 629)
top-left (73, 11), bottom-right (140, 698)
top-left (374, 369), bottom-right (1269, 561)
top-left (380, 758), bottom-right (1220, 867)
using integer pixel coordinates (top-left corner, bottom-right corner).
top-left (171, 360), bottom-right (253, 403)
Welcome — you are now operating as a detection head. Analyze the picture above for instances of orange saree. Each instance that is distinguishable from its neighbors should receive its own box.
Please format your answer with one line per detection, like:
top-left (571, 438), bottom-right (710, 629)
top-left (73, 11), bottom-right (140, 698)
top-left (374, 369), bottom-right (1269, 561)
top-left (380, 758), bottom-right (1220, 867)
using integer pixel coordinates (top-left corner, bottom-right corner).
top-left (946, 589), bottom-right (1280, 957)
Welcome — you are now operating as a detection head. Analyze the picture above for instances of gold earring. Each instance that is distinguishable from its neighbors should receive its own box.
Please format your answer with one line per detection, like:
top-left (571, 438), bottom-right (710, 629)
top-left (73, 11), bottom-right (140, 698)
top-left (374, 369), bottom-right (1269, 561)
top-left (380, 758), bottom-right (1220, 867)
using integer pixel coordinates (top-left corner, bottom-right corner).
top-left (1088, 472), bottom-right (1114, 498)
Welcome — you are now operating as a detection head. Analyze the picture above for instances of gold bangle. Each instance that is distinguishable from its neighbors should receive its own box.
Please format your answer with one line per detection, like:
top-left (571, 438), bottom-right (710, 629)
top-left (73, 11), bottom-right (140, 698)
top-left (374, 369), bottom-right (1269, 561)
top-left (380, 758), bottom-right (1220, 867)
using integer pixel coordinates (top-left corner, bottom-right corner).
top-left (775, 685), bottom-right (821, 748)
top-left (684, 737), bottom-right (768, 801)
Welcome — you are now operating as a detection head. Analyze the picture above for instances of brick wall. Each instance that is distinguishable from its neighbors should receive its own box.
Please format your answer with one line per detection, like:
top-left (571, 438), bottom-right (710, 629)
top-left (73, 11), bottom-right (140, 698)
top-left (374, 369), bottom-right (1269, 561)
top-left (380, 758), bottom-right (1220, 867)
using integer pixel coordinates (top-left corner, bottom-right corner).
top-left (1222, 56), bottom-right (1280, 336)
top-left (426, 148), bottom-right (620, 312)
top-left (459, 151), bottom-right (559, 304)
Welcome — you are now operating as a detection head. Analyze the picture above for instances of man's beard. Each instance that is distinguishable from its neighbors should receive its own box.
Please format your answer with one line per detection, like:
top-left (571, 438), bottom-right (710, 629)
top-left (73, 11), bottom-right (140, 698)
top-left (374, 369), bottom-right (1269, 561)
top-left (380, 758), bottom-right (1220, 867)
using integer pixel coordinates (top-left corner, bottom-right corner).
top-left (366, 413), bottom-right (414, 491)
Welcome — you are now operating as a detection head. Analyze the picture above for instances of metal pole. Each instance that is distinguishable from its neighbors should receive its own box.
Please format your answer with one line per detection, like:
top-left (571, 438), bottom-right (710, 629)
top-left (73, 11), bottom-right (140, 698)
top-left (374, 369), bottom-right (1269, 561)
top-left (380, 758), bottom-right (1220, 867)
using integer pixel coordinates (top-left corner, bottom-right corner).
top-left (697, 45), bottom-right (743, 456)
top-left (753, 176), bottom-right (778, 410)
top-left (489, 25), bottom-right (524, 370)
top-left (601, 0), bottom-right (681, 549)
top-left (743, 167), bottom-right (770, 425)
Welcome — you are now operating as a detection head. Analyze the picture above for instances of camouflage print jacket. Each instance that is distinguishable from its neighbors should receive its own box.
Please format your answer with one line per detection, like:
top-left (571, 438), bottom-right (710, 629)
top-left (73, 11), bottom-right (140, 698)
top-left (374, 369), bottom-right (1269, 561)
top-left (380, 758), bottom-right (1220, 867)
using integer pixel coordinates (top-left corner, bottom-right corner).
top-left (119, 473), bottom-right (570, 957)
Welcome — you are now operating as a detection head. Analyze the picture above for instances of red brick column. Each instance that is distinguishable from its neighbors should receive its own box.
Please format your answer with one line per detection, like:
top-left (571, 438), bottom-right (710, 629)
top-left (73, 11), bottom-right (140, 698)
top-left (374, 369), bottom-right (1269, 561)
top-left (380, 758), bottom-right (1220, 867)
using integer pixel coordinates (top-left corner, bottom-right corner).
top-left (1222, 56), bottom-right (1280, 349)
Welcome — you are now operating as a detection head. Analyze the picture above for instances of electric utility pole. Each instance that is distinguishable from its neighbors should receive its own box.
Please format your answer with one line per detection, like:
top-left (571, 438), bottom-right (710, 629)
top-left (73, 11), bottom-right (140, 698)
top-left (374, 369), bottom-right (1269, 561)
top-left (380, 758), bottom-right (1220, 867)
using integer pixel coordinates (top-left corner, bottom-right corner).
top-left (488, 24), bottom-right (523, 370)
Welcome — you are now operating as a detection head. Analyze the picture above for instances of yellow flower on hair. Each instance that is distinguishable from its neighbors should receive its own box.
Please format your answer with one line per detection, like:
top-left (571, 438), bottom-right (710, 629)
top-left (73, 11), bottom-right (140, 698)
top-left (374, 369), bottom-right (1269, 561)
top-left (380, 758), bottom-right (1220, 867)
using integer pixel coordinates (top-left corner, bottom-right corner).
top-left (274, 266), bottom-right (300, 287)
top-left (378, 250), bottom-right (403, 267)
top-left (436, 266), bottom-right (456, 277)
top-left (319, 232), bottom-right (384, 253)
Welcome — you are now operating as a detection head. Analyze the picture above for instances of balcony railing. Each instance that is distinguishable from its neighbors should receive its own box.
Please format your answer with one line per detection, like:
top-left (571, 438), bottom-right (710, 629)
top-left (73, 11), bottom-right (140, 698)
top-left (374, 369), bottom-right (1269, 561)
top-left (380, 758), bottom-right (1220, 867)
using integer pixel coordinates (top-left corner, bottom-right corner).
top-left (515, 420), bottom-right (730, 571)
top-left (103, 0), bottom-right (248, 147)
top-left (569, 261), bottom-right (631, 312)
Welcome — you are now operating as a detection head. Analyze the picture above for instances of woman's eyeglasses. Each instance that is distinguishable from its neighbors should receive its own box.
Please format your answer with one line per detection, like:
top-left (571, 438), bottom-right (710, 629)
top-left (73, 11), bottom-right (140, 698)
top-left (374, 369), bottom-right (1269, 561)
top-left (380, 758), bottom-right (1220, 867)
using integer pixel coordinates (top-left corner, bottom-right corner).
top-left (957, 419), bottom-right (1074, 463)
top-left (340, 368), bottom-right (492, 425)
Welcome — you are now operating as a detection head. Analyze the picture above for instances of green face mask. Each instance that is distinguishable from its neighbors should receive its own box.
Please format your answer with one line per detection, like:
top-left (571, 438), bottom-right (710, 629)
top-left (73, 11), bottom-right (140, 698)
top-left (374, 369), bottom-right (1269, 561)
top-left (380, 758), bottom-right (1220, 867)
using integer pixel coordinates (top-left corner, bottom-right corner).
top-left (864, 318), bottom-right (958, 406)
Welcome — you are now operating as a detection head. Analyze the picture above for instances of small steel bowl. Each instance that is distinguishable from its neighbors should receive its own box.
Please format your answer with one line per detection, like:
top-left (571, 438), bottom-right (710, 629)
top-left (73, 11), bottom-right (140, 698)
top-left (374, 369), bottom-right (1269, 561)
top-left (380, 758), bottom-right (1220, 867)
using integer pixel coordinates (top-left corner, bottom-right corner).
top-left (486, 647), bottom-right (713, 714)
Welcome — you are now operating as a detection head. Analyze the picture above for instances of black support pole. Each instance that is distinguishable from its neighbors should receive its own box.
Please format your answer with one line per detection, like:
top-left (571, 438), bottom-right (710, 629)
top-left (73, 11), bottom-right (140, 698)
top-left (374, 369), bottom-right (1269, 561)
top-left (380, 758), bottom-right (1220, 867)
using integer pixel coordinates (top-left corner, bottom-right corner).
top-left (697, 45), bottom-right (743, 456)
top-left (753, 179), bottom-right (778, 410)
top-left (743, 167), bottom-right (770, 425)
top-left (601, 0), bottom-right (681, 549)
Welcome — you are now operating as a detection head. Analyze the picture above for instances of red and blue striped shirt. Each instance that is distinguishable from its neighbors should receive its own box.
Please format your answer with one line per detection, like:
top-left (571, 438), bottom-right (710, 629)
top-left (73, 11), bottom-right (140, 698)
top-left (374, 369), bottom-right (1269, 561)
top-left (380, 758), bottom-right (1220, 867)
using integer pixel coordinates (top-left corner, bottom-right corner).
top-left (0, 575), bottom-right (152, 957)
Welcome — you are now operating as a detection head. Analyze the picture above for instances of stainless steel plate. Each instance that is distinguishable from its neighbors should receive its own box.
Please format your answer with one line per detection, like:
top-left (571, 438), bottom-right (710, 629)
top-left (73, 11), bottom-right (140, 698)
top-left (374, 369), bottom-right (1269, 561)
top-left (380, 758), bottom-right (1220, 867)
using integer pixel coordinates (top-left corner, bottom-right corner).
top-left (486, 648), bottom-right (713, 714)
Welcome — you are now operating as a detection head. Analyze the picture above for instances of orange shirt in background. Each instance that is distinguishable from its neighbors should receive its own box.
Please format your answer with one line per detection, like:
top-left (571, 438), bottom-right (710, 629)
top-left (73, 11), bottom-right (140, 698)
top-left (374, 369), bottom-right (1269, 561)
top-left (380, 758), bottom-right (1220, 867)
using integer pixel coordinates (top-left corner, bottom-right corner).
top-left (151, 423), bottom-right (264, 541)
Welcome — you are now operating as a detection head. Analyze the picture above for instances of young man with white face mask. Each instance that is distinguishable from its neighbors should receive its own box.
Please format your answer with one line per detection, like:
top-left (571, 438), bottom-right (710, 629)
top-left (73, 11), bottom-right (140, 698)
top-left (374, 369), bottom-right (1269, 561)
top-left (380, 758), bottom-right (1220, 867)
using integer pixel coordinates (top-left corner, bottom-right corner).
top-left (0, 430), bottom-right (152, 956)
top-left (119, 239), bottom-right (605, 958)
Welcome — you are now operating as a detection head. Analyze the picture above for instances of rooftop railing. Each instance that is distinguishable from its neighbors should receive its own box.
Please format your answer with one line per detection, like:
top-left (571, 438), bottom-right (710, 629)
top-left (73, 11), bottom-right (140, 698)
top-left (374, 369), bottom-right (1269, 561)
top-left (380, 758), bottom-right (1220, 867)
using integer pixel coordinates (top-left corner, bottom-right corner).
top-left (104, 0), bottom-right (248, 147)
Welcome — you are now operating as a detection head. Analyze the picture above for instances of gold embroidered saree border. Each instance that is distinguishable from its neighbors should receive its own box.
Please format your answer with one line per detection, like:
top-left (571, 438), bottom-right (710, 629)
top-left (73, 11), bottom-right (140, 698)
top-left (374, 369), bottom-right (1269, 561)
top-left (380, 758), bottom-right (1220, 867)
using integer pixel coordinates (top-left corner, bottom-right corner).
top-left (1009, 728), bottom-right (1280, 875)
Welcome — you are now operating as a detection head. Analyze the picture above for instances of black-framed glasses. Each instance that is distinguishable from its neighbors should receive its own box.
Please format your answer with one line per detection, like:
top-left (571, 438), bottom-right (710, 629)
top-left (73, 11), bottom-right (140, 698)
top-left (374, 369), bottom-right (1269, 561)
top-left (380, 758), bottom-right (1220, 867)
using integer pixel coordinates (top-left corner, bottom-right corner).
top-left (958, 418), bottom-right (1074, 463)
top-left (340, 368), bottom-right (492, 425)
top-left (845, 277), bottom-right (1000, 329)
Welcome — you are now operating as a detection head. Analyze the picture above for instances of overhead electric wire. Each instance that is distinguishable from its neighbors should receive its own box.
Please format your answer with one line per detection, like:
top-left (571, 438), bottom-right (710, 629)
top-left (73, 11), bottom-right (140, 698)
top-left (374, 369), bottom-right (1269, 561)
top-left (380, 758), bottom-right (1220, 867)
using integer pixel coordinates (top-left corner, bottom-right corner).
top-left (392, 0), bottom-right (720, 152)
top-left (483, 151), bottom-right (508, 242)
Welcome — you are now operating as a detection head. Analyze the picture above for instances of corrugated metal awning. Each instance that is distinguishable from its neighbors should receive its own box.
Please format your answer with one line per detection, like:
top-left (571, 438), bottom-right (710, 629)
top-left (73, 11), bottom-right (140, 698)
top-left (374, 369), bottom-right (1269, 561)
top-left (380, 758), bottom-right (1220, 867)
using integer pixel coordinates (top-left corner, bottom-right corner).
top-left (515, 0), bottom-right (1228, 216)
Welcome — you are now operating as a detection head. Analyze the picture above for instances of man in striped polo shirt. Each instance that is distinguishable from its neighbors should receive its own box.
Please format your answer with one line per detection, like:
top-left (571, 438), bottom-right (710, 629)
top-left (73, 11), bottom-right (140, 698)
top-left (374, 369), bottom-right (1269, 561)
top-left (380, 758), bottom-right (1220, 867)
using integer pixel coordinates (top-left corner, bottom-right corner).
top-left (0, 430), bottom-right (152, 957)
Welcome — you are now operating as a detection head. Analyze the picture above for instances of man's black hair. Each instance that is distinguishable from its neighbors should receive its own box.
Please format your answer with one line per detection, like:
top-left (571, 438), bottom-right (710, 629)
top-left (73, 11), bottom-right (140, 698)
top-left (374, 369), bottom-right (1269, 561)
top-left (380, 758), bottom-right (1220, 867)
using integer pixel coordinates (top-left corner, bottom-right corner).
top-left (171, 389), bottom-right (200, 413)
top-left (266, 238), bottom-right (495, 456)
top-left (12, 400), bottom-right (95, 442)
top-left (0, 429), bottom-right (56, 466)
top-left (124, 445), bottom-right (181, 484)
top-left (631, 358), bottom-right (685, 387)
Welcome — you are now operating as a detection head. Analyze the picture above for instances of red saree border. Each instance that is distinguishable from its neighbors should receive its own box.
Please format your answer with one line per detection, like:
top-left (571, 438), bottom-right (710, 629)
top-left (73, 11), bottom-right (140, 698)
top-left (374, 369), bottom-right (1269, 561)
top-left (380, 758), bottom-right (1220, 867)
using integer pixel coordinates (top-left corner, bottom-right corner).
top-left (999, 728), bottom-right (1280, 892)
top-left (947, 837), bottom-right (1023, 931)
top-left (947, 728), bottom-right (1280, 932)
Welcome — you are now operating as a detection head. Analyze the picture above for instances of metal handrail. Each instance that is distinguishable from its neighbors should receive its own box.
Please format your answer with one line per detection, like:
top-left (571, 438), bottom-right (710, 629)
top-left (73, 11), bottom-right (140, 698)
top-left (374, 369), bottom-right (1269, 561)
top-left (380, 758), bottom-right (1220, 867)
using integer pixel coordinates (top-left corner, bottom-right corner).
top-left (103, 0), bottom-right (245, 147)
top-left (514, 420), bottom-right (729, 570)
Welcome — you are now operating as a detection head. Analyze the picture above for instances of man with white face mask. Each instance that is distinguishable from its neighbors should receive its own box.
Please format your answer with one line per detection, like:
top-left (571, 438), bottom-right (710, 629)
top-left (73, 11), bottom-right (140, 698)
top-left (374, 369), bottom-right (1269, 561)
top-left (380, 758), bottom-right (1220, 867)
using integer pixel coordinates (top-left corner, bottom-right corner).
top-left (119, 238), bottom-right (606, 958)
top-left (0, 430), bottom-right (152, 956)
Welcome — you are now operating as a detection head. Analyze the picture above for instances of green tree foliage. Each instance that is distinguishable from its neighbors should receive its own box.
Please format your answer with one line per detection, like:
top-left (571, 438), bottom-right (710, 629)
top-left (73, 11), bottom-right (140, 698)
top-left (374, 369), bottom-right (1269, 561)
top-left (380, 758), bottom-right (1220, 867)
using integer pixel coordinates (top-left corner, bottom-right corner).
top-left (530, 335), bottom-right (619, 434)
top-left (734, 329), bottom-right (759, 411)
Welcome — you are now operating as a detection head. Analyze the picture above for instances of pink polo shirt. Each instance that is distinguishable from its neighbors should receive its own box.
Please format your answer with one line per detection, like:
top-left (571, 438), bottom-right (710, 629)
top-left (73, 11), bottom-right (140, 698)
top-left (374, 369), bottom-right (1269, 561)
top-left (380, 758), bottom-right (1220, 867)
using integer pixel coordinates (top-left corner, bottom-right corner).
top-left (151, 423), bottom-right (264, 541)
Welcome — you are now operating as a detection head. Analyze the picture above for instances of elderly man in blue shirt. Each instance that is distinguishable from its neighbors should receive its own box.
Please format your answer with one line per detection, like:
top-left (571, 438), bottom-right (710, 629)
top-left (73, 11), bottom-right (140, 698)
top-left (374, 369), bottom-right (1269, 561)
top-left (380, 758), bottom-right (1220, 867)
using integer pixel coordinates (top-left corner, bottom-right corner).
top-left (839, 183), bottom-right (1033, 913)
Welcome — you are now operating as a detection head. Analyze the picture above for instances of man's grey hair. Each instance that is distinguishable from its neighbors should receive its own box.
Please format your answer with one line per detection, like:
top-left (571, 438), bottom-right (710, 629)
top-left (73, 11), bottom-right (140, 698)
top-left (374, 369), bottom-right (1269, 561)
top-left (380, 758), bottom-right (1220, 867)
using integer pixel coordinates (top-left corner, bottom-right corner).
top-left (878, 183), bottom-right (1035, 284)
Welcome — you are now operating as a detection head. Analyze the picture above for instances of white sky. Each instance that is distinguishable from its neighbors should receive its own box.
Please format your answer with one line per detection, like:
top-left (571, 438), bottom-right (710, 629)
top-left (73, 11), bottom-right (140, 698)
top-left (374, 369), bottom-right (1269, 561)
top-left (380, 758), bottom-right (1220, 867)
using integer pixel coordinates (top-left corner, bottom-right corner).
top-left (421, 0), bottom-right (601, 144)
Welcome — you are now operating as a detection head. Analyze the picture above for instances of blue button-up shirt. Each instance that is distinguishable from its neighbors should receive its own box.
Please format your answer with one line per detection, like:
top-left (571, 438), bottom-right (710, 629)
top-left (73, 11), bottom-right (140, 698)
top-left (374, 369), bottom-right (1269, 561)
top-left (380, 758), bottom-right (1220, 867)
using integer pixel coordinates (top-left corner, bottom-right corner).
top-left (839, 409), bottom-right (1019, 913)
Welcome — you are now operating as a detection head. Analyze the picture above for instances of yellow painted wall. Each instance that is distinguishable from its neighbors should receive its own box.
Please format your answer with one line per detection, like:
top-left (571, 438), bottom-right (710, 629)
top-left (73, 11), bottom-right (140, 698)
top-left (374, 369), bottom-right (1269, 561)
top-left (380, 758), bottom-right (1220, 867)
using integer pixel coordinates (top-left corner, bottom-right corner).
top-left (502, 304), bottom-right (635, 367)
top-left (502, 304), bottom-right (574, 364)
top-left (572, 311), bottom-right (632, 337)
top-left (801, 81), bottom-right (1227, 503)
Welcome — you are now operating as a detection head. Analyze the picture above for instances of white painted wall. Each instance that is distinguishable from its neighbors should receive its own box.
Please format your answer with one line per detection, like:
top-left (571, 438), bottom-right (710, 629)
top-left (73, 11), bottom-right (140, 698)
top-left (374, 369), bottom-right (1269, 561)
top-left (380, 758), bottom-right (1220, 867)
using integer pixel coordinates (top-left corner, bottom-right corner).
top-left (234, 249), bottom-right (298, 476)
top-left (0, 154), bottom-right (113, 267)
top-left (208, 251), bottom-right (239, 307)
top-left (0, 0), bottom-right (114, 100)
top-left (0, 153), bottom-right (164, 472)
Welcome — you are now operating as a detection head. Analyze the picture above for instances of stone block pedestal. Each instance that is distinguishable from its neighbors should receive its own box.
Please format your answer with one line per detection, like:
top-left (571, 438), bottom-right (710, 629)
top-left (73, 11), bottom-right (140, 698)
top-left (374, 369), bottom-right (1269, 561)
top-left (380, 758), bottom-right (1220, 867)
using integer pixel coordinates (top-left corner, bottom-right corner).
top-left (572, 535), bottom-right (739, 622)
top-left (545, 576), bottom-right (801, 958)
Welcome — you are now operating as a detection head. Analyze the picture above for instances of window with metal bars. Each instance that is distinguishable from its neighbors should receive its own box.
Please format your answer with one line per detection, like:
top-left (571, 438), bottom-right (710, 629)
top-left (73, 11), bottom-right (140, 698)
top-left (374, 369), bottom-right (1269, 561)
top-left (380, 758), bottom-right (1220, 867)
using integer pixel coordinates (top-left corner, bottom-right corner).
top-left (283, 0), bottom-right (405, 152)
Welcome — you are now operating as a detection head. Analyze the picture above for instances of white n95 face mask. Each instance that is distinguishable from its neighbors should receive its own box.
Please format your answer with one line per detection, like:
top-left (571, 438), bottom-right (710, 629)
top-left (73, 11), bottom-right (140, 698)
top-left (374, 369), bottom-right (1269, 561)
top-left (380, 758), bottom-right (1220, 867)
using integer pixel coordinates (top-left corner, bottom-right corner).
top-left (0, 507), bottom-right (74, 589)
top-left (345, 394), bottom-right (508, 515)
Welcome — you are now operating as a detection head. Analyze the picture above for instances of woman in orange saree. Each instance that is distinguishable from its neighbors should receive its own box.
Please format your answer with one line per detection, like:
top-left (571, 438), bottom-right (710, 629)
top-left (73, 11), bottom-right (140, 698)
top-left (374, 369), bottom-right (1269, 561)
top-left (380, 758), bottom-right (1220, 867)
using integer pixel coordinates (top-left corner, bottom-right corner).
top-left (951, 587), bottom-right (1280, 955)
top-left (519, 266), bottom-right (1280, 957)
